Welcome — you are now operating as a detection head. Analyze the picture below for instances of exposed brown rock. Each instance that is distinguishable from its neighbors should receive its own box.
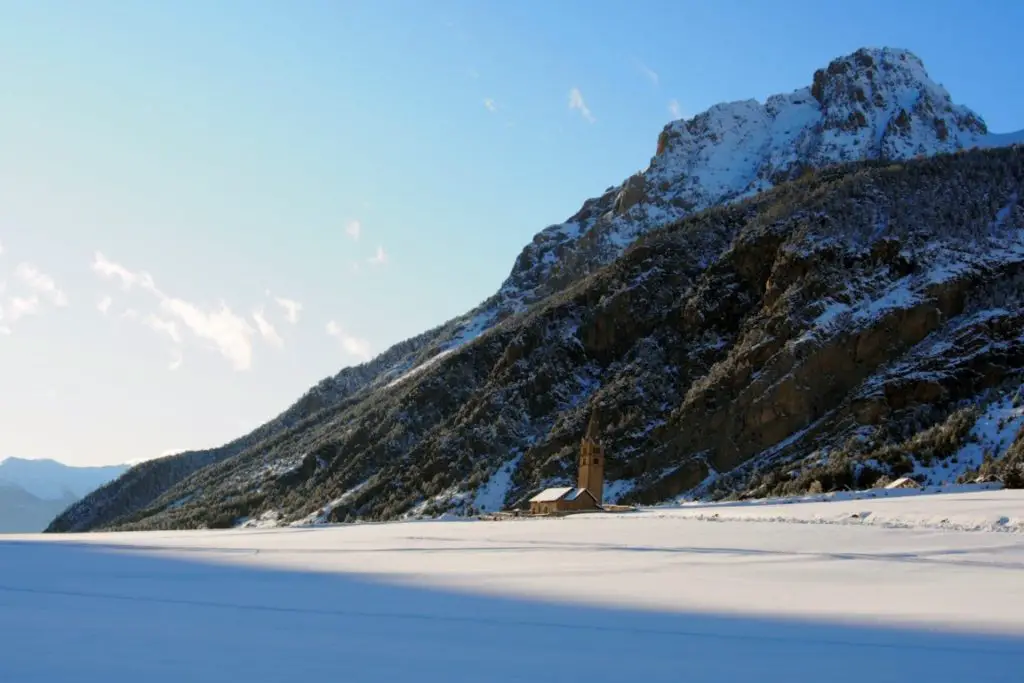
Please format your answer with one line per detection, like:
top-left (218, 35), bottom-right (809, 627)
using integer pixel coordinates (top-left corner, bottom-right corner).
top-left (613, 174), bottom-right (647, 214)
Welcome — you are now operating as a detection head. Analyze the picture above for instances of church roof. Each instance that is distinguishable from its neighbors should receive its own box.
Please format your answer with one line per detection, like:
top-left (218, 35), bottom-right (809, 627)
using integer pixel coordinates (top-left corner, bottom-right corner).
top-left (529, 487), bottom-right (575, 502)
top-left (564, 487), bottom-right (596, 502)
top-left (529, 487), bottom-right (597, 503)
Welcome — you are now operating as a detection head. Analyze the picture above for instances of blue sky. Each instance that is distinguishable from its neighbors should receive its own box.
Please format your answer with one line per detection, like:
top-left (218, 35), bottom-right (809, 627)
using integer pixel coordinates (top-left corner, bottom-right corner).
top-left (2, 0), bottom-right (1022, 466)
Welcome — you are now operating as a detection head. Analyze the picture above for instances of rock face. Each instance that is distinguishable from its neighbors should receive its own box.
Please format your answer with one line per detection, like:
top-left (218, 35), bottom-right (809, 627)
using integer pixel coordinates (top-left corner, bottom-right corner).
top-left (48, 47), bottom-right (1024, 533)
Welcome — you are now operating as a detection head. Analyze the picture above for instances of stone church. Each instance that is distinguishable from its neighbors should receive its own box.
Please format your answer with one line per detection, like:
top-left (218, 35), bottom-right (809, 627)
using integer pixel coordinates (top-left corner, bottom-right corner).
top-left (529, 410), bottom-right (605, 515)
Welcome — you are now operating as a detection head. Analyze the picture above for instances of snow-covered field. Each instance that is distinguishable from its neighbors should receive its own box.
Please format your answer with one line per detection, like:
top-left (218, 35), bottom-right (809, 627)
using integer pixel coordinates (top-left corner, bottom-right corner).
top-left (3, 490), bottom-right (1024, 682)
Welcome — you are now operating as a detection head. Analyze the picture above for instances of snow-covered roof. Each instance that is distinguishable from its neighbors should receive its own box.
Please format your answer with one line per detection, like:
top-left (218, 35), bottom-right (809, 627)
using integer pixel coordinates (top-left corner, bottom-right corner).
top-left (530, 487), bottom-right (598, 504)
top-left (564, 488), bottom-right (595, 502)
top-left (529, 487), bottom-right (574, 503)
top-left (886, 476), bottom-right (920, 489)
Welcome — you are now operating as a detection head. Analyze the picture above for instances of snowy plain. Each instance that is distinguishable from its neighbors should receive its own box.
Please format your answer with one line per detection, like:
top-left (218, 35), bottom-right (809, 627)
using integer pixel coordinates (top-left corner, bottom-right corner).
top-left (3, 490), bottom-right (1024, 682)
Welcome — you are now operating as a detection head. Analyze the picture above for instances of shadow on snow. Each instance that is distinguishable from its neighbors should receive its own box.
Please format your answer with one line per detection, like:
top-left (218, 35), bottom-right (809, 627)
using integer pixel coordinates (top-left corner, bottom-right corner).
top-left (0, 538), bottom-right (1021, 683)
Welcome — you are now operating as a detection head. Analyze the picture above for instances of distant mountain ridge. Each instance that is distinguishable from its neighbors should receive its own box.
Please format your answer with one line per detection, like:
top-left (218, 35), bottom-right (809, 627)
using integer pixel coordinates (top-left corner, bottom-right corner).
top-left (0, 458), bottom-right (127, 533)
top-left (48, 47), bottom-right (1024, 533)
top-left (0, 483), bottom-right (78, 534)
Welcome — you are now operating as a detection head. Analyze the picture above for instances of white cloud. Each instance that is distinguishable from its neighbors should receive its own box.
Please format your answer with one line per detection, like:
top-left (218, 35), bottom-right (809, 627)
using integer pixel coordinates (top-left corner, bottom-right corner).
top-left (160, 297), bottom-right (254, 371)
top-left (368, 245), bottom-right (388, 266)
top-left (0, 239), bottom-right (4, 256)
top-left (7, 296), bottom-right (39, 321)
top-left (92, 251), bottom-right (256, 371)
top-left (483, 98), bottom-right (498, 113)
top-left (92, 251), bottom-right (157, 293)
top-left (14, 263), bottom-right (68, 307)
top-left (326, 320), bottom-right (371, 361)
top-left (143, 314), bottom-right (182, 344)
top-left (635, 60), bottom-right (659, 87)
top-left (97, 296), bottom-right (113, 315)
top-left (168, 349), bottom-right (183, 372)
top-left (122, 308), bottom-right (140, 321)
top-left (668, 99), bottom-right (683, 119)
top-left (568, 87), bottom-right (595, 123)
top-left (0, 325), bottom-right (10, 336)
top-left (252, 308), bottom-right (284, 348)
top-left (345, 220), bottom-right (362, 242)
top-left (273, 296), bottom-right (303, 324)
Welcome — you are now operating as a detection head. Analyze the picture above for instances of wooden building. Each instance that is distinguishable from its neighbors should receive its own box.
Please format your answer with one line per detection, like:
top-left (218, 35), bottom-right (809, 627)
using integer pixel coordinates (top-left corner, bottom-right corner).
top-left (529, 410), bottom-right (606, 515)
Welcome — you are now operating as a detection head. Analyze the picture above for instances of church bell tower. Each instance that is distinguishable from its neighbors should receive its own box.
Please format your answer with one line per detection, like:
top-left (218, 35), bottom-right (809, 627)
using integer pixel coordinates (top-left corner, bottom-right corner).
top-left (578, 408), bottom-right (605, 505)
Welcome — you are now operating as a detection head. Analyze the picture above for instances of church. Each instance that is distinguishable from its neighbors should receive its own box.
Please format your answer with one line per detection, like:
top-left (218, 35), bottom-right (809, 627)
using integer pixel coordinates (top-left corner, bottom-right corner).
top-left (529, 410), bottom-right (605, 515)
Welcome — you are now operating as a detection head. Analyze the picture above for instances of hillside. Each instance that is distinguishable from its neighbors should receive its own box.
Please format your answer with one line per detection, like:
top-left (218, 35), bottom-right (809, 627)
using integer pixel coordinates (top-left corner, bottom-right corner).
top-left (53, 144), bottom-right (1024, 532)
top-left (0, 484), bottom-right (77, 534)
top-left (48, 47), bottom-right (1024, 533)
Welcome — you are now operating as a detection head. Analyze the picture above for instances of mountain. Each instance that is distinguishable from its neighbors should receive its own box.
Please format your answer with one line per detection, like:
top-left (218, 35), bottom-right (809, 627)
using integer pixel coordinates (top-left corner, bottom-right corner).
top-left (0, 458), bottom-right (127, 533)
top-left (0, 457), bottom-right (128, 500)
top-left (47, 47), bottom-right (1024, 533)
top-left (0, 484), bottom-right (78, 534)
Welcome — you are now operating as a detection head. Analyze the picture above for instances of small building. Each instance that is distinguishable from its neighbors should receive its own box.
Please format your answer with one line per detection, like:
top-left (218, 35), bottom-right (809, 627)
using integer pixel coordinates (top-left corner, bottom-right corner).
top-left (529, 408), bottom-right (606, 515)
top-left (529, 486), bottom-right (600, 515)
top-left (885, 476), bottom-right (921, 490)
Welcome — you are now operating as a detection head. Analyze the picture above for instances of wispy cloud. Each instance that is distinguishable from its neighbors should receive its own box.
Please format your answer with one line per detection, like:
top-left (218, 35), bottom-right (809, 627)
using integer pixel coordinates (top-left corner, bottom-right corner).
top-left (0, 266), bottom-right (61, 332)
top-left (92, 252), bottom-right (156, 293)
top-left (168, 349), bottom-right (183, 372)
top-left (143, 314), bottom-right (182, 344)
top-left (668, 99), bottom-right (683, 119)
top-left (368, 245), bottom-right (388, 266)
top-left (0, 239), bottom-right (4, 256)
top-left (273, 296), bottom-right (303, 324)
top-left (97, 296), bottom-right (113, 315)
top-left (14, 263), bottom-right (68, 307)
top-left (483, 98), bottom-right (498, 113)
top-left (345, 220), bottom-right (362, 242)
top-left (160, 297), bottom-right (254, 371)
top-left (468, 68), bottom-right (480, 80)
top-left (7, 296), bottom-right (40, 322)
top-left (634, 59), bottom-right (659, 87)
top-left (326, 320), bottom-right (371, 361)
top-left (568, 88), bottom-right (595, 123)
top-left (252, 308), bottom-right (284, 348)
top-left (92, 252), bottom-right (256, 371)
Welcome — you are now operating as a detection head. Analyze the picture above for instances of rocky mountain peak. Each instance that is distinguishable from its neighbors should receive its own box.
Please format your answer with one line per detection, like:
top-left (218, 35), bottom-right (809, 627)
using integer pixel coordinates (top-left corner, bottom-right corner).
top-left (481, 47), bottom-right (1009, 330)
top-left (811, 47), bottom-right (986, 155)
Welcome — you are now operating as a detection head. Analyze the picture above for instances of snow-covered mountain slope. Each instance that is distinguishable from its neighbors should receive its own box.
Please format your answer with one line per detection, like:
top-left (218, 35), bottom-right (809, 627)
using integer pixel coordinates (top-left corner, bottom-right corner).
top-left (10, 491), bottom-right (1024, 682)
top-left (0, 457), bottom-right (126, 501)
top-left (494, 47), bottom-right (1014, 311)
top-left (49, 46), bottom-right (1024, 533)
